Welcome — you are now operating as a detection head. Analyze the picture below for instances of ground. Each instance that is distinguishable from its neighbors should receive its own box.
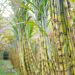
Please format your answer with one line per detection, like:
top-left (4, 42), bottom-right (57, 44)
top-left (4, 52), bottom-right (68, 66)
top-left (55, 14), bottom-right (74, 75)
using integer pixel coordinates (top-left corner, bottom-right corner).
top-left (0, 60), bottom-right (19, 75)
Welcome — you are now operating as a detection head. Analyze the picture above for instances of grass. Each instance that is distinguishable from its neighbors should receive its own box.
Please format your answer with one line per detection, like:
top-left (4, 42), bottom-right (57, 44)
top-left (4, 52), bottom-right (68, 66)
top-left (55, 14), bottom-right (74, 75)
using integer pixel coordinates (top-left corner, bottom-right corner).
top-left (0, 60), bottom-right (19, 75)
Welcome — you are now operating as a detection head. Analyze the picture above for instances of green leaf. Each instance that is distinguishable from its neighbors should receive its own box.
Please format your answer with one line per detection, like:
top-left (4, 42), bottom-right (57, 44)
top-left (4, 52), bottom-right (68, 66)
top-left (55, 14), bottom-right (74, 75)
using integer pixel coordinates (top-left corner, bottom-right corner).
top-left (26, 0), bottom-right (38, 10)
top-left (71, 0), bottom-right (75, 2)
top-left (25, 20), bottom-right (35, 38)
top-left (26, 20), bottom-right (47, 36)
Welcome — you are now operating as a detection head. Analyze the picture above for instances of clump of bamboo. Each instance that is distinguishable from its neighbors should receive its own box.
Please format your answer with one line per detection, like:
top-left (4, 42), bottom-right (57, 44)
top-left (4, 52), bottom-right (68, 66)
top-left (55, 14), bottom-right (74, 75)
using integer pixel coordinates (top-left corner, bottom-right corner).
top-left (8, 0), bottom-right (75, 75)
top-left (49, 0), bottom-right (75, 75)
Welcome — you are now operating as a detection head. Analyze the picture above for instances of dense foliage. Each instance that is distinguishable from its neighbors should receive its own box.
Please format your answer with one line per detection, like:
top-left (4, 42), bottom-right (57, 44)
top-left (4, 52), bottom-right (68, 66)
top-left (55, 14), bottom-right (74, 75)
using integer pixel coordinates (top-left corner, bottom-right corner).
top-left (0, 0), bottom-right (75, 75)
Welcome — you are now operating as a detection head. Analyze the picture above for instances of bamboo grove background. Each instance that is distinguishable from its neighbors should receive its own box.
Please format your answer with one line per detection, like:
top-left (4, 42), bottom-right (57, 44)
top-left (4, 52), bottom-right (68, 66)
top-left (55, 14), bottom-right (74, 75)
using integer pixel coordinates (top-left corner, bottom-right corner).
top-left (0, 0), bottom-right (75, 75)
